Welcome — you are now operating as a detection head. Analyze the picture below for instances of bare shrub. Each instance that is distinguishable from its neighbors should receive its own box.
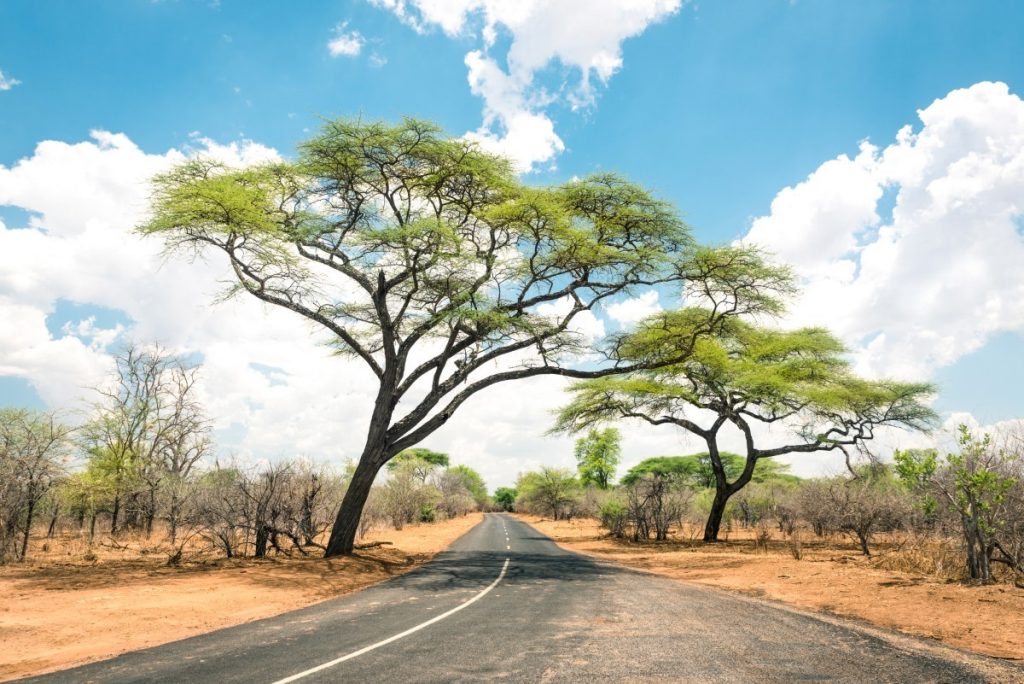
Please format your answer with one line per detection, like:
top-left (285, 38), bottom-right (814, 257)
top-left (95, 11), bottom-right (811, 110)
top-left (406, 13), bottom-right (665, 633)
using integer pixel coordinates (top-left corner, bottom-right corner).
top-left (625, 474), bottom-right (692, 541)
top-left (828, 475), bottom-right (908, 557)
top-left (0, 409), bottom-right (72, 562)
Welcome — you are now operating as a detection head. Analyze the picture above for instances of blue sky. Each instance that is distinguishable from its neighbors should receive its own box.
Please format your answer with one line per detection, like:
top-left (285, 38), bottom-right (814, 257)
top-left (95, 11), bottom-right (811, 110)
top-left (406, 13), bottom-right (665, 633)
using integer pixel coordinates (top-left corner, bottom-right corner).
top-left (3, 1), bottom-right (1021, 238)
top-left (2, 1), bottom-right (1024, 481)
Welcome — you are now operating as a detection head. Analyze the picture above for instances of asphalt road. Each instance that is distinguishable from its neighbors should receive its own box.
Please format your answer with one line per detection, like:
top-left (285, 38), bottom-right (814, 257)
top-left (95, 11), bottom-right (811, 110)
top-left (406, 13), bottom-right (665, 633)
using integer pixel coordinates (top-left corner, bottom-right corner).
top-left (22, 513), bottom-right (1023, 683)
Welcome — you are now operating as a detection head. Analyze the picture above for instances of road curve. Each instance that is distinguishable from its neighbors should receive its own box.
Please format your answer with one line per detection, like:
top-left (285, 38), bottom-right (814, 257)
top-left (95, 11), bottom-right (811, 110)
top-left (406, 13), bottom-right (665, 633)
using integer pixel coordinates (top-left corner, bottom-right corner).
top-left (21, 513), bottom-right (1022, 683)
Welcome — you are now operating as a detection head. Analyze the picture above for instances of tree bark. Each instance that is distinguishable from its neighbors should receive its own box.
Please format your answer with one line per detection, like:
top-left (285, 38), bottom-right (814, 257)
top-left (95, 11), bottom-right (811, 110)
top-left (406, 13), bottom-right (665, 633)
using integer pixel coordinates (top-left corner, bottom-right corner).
top-left (325, 451), bottom-right (386, 557)
top-left (857, 531), bottom-right (871, 557)
top-left (47, 506), bottom-right (60, 538)
top-left (703, 488), bottom-right (730, 542)
top-left (19, 498), bottom-right (35, 561)
top-left (145, 487), bottom-right (156, 538)
top-left (254, 524), bottom-right (270, 558)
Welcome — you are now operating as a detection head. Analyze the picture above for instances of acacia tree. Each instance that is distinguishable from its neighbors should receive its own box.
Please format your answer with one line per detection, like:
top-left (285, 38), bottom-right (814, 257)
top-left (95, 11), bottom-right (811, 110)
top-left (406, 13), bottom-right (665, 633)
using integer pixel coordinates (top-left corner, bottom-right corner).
top-left (141, 119), bottom-right (791, 556)
top-left (554, 319), bottom-right (936, 541)
top-left (574, 427), bottom-right (621, 489)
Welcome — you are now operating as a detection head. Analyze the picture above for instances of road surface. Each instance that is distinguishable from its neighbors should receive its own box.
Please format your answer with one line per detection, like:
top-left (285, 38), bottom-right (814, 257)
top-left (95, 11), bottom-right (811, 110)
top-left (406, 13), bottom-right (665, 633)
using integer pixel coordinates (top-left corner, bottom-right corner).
top-left (23, 513), bottom-right (1022, 683)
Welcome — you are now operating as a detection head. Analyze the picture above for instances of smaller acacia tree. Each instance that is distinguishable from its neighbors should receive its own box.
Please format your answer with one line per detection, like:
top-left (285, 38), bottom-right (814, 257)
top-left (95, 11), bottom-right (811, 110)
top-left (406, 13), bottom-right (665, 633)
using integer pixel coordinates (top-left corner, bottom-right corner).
top-left (555, 319), bottom-right (936, 541)
top-left (386, 448), bottom-right (449, 483)
top-left (574, 427), bottom-right (621, 489)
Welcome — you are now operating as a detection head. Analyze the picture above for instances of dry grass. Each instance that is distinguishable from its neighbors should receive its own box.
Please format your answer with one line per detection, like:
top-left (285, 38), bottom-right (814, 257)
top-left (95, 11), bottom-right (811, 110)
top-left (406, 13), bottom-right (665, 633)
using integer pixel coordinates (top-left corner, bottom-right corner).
top-left (0, 513), bottom-right (483, 681)
top-left (518, 514), bottom-right (1024, 662)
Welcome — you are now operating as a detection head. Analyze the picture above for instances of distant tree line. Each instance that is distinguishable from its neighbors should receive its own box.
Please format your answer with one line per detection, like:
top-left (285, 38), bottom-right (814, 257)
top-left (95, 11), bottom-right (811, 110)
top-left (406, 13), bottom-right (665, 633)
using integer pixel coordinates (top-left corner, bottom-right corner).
top-left (0, 346), bottom-right (492, 565)
top-left (510, 425), bottom-right (1024, 585)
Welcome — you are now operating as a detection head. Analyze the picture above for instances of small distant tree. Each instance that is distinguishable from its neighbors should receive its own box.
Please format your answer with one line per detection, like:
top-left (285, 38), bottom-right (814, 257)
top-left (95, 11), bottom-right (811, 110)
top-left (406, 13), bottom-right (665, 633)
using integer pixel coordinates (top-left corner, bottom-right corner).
top-left (434, 470), bottom-right (476, 518)
top-left (386, 448), bottom-right (450, 483)
top-left (493, 487), bottom-right (517, 512)
top-left (574, 428), bottom-right (621, 490)
top-left (380, 458), bottom-right (439, 529)
top-left (516, 468), bottom-right (581, 520)
top-left (447, 464), bottom-right (488, 508)
top-left (621, 452), bottom-right (794, 489)
top-left (0, 409), bottom-right (73, 562)
top-left (555, 321), bottom-right (935, 541)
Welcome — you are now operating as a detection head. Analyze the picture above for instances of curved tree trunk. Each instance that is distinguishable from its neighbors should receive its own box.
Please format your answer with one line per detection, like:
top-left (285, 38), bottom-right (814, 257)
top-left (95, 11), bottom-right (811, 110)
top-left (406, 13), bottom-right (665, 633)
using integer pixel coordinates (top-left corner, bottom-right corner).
top-left (325, 451), bottom-right (387, 557)
top-left (703, 488), bottom-right (730, 542)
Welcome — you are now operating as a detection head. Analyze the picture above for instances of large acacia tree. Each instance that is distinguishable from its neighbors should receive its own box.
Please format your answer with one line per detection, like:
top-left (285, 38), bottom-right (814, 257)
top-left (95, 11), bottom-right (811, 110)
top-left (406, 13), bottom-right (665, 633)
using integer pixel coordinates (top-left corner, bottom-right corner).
top-left (554, 318), bottom-right (936, 541)
top-left (141, 119), bottom-right (791, 555)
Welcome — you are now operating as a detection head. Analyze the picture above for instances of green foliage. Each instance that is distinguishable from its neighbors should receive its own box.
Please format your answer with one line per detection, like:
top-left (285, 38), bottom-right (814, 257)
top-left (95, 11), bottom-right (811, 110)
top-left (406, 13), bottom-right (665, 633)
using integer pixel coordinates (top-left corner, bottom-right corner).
top-left (516, 467), bottom-right (581, 520)
top-left (946, 426), bottom-right (1016, 535)
top-left (0, 408), bottom-right (73, 560)
top-left (574, 428), bottom-right (621, 489)
top-left (621, 453), bottom-right (796, 488)
top-left (139, 118), bottom-right (717, 364)
top-left (895, 425), bottom-right (1021, 581)
top-left (448, 464), bottom-right (488, 506)
top-left (555, 318), bottom-right (936, 439)
top-left (598, 498), bottom-right (629, 538)
top-left (493, 487), bottom-right (517, 511)
top-left (620, 454), bottom-right (712, 486)
top-left (390, 448), bottom-right (450, 469)
top-left (387, 449), bottom-right (449, 483)
top-left (894, 448), bottom-right (940, 517)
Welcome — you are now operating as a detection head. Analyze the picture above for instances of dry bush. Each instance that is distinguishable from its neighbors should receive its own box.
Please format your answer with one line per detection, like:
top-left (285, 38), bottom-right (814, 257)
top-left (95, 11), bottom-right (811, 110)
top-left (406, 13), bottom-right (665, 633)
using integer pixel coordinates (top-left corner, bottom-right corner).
top-left (753, 524), bottom-right (771, 553)
top-left (869, 532), bottom-right (965, 579)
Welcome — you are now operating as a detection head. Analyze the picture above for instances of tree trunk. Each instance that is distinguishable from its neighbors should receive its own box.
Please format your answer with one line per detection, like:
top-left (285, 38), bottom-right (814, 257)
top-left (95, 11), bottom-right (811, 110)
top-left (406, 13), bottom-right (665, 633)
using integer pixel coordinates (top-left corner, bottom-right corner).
top-left (857, 531), bottom-right (871, 557)
top-left (111, 495), bottom-right (120, 534)
top-left (47, 505), bottom-right (60, 538)
top-left (704, 488), bottom-right (730, 542)
top-left (168, 492), bottom-right (179, 545)
top-left (19, 499), bottom-right (36, 561)
top-left (301, 494), bottom-right (314, 546)
top-left (254, 524), bottom-right (270, 558)
top-left (145, 487), bottom-right (156, 538)
top-left (325, 453), bottom-right (386, 557)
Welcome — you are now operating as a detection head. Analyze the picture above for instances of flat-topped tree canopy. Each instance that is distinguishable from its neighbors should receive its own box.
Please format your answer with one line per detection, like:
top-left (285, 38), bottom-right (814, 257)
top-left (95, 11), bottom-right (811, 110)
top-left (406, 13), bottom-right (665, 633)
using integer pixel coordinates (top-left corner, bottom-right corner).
top-left (140, 117), bottom-right (794, 555)
top-left (554, 317), bottom-right (937, 540)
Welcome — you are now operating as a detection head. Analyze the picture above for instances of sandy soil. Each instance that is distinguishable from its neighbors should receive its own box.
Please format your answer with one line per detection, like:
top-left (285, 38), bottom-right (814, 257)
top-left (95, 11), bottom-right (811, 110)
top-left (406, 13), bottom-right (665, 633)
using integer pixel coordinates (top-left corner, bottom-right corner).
top-left (0, 514), bottom-right (483, 681)
top-left (517, 514), bottom-right (1024, 662)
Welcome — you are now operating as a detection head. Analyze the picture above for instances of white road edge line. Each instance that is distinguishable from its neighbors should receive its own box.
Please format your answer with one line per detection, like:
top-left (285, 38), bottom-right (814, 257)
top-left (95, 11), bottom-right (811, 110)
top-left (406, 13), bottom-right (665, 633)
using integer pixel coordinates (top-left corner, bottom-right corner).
top-left (270, 557), bottom-right (512, 684)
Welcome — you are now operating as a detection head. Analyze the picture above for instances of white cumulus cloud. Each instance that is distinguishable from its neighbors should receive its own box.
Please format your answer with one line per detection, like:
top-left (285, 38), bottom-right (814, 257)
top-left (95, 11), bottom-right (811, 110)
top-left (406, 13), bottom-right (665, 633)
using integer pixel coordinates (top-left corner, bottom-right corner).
top-left (605, 290), bottom-right (662, 327)
top-left (742, 81), bottom-right (1024, 382)
top-left (371, 0), bottom-right (682, 171)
